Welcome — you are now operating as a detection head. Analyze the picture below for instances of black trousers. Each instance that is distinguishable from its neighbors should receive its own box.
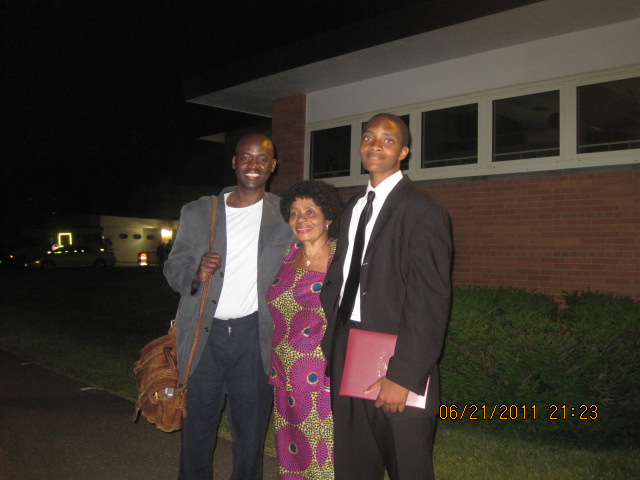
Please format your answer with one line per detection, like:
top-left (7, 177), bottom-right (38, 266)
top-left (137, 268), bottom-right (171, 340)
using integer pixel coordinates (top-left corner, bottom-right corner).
top-left (179, 312), bottom-right (273, 480)
top-left (330, 322), bottom-right (437, 480)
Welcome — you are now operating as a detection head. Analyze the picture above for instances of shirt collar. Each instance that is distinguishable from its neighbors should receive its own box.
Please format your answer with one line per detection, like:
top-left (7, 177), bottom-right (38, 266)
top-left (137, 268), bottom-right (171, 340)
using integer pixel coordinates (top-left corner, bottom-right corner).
top-left (366, 170), bottom-right (403, 203)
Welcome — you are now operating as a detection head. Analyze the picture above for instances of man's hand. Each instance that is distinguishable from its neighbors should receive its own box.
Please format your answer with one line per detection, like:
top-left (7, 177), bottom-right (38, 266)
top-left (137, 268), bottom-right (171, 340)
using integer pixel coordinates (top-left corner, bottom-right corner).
top-left (364, 376), bottom-right (409, 413)
top-left (193, 253), bottom-right (221, 283)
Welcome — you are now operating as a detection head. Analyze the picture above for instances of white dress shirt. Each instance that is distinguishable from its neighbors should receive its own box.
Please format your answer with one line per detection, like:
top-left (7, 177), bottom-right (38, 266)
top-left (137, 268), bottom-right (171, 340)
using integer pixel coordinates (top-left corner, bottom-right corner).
top-left (339, 170), bottom-right (403, 322)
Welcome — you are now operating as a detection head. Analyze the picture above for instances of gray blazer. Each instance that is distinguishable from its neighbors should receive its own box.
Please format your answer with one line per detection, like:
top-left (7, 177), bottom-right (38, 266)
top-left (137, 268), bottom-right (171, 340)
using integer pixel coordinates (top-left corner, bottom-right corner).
top-left (164, 186), bottom-right (293, 383)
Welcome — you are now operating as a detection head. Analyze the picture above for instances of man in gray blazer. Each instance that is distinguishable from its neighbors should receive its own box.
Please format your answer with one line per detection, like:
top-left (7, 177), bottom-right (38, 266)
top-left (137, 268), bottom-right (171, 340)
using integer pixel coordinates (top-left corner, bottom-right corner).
top-left (164, 133), bottom-right (292, 480)
top-left (321, 114), bottom-right (453, 480)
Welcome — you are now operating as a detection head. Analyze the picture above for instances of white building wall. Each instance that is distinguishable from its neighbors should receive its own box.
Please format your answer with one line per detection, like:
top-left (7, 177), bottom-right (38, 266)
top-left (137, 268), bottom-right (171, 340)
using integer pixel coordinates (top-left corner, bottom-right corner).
top-left (100, 215), bottom-right (178, 266)
top-left (307, 18), bottom-right (640, 123)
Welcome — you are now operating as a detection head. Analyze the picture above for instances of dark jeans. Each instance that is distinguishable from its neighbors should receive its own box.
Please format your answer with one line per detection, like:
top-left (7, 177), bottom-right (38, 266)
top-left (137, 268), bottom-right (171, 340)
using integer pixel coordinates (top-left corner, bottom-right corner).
top-left (179, 312), bottom-right (273, 480)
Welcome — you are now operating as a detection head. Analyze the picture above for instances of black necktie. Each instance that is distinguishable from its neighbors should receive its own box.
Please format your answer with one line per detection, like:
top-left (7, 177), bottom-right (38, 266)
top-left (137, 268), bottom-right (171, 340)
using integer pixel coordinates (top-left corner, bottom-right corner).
top-left (338, 191), bottom-right (375, 325)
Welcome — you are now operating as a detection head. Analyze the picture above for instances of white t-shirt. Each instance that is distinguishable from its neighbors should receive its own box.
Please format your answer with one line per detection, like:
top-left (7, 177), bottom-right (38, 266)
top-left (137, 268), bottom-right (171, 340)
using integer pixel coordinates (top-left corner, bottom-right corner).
top-left (214, 193), bottom-right (262, 319)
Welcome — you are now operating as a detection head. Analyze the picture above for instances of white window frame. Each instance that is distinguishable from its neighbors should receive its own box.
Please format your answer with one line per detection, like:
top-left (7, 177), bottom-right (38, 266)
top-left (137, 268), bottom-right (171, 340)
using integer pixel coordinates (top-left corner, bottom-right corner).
top-left (305, 65), bottom-right (640, 187)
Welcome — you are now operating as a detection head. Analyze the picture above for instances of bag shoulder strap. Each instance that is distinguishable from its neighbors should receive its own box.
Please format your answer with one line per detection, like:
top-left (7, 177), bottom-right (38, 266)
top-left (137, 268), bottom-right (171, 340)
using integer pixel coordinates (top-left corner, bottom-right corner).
top-left (181, 195), bottom-right (218, 389)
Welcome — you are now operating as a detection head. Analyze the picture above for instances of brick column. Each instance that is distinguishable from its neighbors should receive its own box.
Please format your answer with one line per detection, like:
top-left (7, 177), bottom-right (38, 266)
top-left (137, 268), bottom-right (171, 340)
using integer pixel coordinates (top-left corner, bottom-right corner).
top-left (270, 94), bottom-right (306, 196)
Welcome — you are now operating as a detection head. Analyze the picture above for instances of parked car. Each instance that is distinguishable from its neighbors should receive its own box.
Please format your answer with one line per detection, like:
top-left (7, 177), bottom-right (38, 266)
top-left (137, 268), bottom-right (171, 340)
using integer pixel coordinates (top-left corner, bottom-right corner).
top-left (28, 245), bottom-right (116, 268)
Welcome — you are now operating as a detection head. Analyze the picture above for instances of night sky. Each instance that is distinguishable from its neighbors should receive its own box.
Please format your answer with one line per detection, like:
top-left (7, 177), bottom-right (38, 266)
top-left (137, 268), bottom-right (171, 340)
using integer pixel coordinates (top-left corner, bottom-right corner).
top-left (2, 0), bottom-right (427, 236)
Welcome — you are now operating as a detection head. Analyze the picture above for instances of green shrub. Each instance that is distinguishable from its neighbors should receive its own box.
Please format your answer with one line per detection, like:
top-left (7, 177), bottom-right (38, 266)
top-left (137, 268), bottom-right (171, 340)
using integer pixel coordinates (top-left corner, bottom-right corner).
top-left (440, 287), bottom-right (640, 445)
top-left (442, 287), bottom-right (561, 402)
top-left (558, 291), bottom-right (640, 442)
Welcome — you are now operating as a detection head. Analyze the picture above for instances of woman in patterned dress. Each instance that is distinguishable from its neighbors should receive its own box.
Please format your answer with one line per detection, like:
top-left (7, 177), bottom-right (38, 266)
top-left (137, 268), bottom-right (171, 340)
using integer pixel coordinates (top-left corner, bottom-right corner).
top-left (267, 180), bottom-right (342, 480)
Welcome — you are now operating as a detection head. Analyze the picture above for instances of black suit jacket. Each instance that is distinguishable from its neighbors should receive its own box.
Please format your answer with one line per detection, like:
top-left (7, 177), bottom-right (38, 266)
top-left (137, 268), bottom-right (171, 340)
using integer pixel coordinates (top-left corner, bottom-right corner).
top-left (320, 176), bottom-right (452, 415)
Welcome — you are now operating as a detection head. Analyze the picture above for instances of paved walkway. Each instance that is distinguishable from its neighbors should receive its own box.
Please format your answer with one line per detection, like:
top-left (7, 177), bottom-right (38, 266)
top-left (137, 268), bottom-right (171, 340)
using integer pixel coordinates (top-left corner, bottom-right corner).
top-left (0, 350), bottom-right (278, 480)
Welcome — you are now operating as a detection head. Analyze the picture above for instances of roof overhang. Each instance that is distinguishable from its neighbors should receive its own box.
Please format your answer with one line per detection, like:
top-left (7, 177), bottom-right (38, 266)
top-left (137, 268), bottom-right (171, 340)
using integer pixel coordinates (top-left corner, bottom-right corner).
top-left (187, 0), bottom-right (640, 118)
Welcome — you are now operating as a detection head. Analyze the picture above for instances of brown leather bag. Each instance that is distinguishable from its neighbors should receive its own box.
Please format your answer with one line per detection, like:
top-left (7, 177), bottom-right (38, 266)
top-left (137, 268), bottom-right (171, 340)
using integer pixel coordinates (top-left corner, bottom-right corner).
top-left (132, 324), bottom-right (185, 432)
top-left (133, 195), bottom-right (218, 432)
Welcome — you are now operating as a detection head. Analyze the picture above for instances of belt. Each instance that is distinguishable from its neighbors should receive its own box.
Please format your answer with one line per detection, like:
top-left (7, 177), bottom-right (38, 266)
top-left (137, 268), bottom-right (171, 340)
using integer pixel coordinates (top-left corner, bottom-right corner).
top-left (214, 311), bottom-right (258, 334)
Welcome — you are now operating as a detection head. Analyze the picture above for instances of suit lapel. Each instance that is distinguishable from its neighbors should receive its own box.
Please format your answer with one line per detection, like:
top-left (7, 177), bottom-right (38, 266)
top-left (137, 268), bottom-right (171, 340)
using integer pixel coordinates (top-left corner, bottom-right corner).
top-left (365, 177), bottom-right (409, 256)
top-left (258, 193), bottom-right (278, 257)
top-left (214, 189), bottom-right (230, 260)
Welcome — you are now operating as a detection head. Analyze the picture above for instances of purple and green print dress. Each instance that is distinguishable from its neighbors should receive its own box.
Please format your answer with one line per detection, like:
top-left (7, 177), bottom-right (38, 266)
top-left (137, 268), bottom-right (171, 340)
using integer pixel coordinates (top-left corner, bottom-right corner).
top-left (267, 240), bottom-right (336, 480)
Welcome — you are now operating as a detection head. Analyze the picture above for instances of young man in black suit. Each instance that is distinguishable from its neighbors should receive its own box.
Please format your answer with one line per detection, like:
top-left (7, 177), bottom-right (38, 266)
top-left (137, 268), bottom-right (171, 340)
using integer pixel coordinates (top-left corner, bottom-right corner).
top-left (320, 113), bottom-right (453, 479)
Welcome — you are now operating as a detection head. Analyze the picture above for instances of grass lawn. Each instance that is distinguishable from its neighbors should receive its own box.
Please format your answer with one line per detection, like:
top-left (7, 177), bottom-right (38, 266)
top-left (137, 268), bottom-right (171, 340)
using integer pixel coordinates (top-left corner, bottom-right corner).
top-left (1, 267), bottom-right (638, 479)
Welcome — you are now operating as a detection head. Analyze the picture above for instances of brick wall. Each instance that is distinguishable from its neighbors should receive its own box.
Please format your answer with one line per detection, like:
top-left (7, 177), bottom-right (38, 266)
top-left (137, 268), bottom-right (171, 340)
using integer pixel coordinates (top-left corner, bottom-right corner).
top-left (332, 169), bottom-right (639, 300)
top-left (270, 94), bottom-right (306, 196)
top-left (419, 168), bottom-right (640, 301)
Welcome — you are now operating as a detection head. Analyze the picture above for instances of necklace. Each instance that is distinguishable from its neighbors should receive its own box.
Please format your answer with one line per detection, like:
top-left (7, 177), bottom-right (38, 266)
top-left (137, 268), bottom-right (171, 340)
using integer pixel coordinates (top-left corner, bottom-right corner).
top-left (302, 249), bottom-right (315, 266)
top-left (302, 241), bottom-right (330, 266)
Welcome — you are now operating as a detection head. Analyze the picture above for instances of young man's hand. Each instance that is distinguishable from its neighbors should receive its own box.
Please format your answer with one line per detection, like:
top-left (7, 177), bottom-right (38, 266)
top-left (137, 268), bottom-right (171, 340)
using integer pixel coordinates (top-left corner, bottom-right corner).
top-left (364, 377), bottom-right (409, 413)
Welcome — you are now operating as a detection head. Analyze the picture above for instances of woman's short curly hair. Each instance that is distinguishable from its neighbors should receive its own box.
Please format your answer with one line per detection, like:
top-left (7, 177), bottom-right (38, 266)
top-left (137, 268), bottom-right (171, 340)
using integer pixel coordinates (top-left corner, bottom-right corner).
top-left (280, 180), bottom-right (343, 239)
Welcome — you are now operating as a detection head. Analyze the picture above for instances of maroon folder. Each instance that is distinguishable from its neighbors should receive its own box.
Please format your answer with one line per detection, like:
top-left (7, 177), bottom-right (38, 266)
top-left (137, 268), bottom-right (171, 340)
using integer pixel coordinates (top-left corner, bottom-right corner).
top-left (339, 328), bottom-right (429, 409)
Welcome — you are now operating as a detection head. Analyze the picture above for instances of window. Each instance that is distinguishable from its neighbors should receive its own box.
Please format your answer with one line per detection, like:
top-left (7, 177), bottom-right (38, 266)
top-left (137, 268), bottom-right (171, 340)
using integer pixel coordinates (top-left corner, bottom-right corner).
top-left (146, 235), bottom-right (155, 240)
top-left (119, 234), bottom-right (128, 239)
top-left (422, 104), bottom-right (477, 168)
top-left (133, 234), bottom-right (142, 240)
top-left (307, 68), bottom-right (638, 186)
top-left (577, 76), bottom-right (640, 154)
top-left (361, 115), bottom-right (411, 174)
top-left (493, 90), bottom-right (559, 162)
top-left (310, 125), bottom-right (351, 179)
